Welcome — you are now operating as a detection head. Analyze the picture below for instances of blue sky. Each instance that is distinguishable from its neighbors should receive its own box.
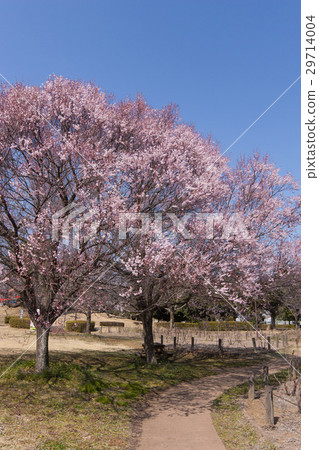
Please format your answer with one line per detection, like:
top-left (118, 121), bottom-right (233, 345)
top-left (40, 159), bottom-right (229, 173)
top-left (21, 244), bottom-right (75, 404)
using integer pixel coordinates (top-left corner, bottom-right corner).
top-left (1, 0), bottom-right (300, 181)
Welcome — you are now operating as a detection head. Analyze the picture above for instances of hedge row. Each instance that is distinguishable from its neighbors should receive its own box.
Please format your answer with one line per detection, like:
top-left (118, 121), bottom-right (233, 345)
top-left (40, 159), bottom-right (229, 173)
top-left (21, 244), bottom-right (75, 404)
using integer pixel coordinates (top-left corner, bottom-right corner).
top-left (272, 324), bottom-right (296, 330)
top-left (156, 321), bottom-right (295, 331)
top-left (4, 316), bottom-right (18, 324)
top-left (156, 321), bottom-right (253, 331)
top-left (100, 321), bottom-right (124, 327)
top-left (9, 317), bottom-right (31, 329)
top-left (65, 320), bottom-right (95, 333)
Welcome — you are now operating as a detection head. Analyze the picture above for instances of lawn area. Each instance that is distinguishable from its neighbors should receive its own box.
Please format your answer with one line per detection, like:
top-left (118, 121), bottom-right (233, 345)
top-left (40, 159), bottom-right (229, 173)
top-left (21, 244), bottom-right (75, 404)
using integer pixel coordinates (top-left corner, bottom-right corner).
top-left (0, 350), bottom-right (268, 449)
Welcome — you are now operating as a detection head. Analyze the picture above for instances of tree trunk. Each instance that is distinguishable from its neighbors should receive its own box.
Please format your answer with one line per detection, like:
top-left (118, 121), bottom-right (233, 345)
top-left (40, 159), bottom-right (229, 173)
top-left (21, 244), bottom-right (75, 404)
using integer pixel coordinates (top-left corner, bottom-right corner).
top-left (35, 324), bottom-right (49, 372)
top-left (294, 312), bottom-right (300, 329)
top-left (254, 299), bottom-right (259, 339)
top-left (142, 310), bottom-right (156, 364)
top-left (169, 306), bottom-right (175, 329)
top-left (270, 313), bottom-right (276, 330)
top-left (86, 307), bottom-right (92, 334)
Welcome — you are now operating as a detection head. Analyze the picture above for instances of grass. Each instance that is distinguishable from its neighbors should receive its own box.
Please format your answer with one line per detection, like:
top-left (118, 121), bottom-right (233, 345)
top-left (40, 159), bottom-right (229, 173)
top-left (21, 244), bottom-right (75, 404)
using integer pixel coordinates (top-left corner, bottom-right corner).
top-left (211, 369), bottom-right (290, 450)
top-left (0, 349), bottom-right (270, 449)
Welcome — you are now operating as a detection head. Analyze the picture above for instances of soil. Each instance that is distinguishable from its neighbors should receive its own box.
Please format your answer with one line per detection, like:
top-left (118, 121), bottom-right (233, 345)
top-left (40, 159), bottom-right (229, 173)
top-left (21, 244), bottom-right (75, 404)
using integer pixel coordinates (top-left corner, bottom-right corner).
top-left (242, 380), bottom-right (301, 449)
top-left (0, 307), bottom-right (142, 355)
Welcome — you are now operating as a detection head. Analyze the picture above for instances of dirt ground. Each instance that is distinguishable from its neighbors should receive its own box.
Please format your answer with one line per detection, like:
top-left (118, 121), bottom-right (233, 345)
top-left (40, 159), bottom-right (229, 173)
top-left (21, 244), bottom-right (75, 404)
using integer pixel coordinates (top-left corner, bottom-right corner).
top-left (242, 380), bottom-right (301, 449)
top-left (0, 306), bottom-right (143, 356)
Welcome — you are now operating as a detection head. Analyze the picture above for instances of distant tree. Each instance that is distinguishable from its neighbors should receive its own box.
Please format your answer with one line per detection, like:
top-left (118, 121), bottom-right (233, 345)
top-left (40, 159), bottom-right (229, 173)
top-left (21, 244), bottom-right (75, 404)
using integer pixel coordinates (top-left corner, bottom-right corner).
top-left (258, 239), bottom-right (300, 329)
top-left (263, 290), bottom-right (284, 329)
top-left (279, 241), bottom-right (301, 328)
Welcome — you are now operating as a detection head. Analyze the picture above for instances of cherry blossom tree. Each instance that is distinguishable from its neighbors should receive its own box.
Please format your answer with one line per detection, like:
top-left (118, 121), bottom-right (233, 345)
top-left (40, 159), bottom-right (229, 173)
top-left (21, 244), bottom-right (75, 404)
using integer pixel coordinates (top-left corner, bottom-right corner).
top-left (97, 102), bottom-right (301, 362)
top-left (0, 77), bottom-right (119, 371)
top-left (0, 78), bottom-right (226, 366)
top-left (216, 153), bottom-right (301, 322)
top-left (93, 101), bottom-right (300, 362)
top-left (94, 97), bottom-right (230, 362)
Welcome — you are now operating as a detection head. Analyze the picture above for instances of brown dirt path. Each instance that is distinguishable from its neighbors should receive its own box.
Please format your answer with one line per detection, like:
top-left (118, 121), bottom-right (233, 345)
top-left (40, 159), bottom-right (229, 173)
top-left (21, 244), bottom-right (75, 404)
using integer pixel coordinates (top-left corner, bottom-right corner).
top-left (135, 359), bottom-right (288, 450)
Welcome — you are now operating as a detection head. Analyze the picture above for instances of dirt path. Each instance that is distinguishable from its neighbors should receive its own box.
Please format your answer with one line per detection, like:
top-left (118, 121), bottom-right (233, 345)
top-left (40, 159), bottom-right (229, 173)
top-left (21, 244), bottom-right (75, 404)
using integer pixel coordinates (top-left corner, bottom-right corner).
top-left (135, 359), bottom-right (288, 450)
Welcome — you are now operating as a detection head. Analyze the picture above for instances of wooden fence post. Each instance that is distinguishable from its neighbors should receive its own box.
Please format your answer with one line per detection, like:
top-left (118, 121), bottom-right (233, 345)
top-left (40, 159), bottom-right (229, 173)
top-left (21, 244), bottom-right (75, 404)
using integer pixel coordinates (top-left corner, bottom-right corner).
top-left (218, 338), bottom-right (223, 353)
top-left (191, 336), bottom-right (194, 352)
top-left (267, 336), bottom-right (271, 351)
top-left (252, 337), bottom-right (257, 352)
top-left (296, 377), bottom-right (301, 413)
top-left (291, 358), bottom-right (298, 380)
top-left (248, 373), bottom-right (255, 400)
top-left (263, 365), bottom-right (269, 385)
top-left (173, 336), bottom-right (177, 351)
top-left (265, 385), bottom-right (274, 426)
top-left (160, 334), bottom-right (163, 345)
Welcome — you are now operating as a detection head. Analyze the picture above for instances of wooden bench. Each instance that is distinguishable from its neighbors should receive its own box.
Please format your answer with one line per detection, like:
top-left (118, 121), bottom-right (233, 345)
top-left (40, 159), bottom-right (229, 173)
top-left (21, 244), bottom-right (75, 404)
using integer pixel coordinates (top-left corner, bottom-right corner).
top-left (100, 322), bottom-right (124, 333)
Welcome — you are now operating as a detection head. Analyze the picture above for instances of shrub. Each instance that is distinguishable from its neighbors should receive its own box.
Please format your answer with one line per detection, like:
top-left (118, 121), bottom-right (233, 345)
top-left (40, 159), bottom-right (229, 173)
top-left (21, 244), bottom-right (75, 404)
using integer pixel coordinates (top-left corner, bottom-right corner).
top-left (9, 317), bottom-right (31, 329)
top-left (4, 315), bottom-right (17, 324)
top-left (65, 320), bottom-right (95, 333)
top-left (156, 321), bottom-right (253, 331)
top-left (271, 324), bottom-right (295, 330)
top-left (100, 321), bottom-right (124, 327)
top-left (156, 321), bottom-right (295, 331)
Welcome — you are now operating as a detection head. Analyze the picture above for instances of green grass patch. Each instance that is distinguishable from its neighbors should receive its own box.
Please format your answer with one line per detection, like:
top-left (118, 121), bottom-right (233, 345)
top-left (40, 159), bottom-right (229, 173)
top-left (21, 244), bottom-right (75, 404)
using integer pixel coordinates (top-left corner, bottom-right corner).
top-left (37, 439), bottom-right (69, 450)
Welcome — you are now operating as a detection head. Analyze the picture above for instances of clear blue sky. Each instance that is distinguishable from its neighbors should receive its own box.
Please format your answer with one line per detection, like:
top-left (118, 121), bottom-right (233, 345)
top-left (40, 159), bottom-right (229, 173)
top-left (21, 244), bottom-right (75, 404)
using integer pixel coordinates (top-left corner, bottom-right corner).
top-left (1, 0), bottom-right (300, 182)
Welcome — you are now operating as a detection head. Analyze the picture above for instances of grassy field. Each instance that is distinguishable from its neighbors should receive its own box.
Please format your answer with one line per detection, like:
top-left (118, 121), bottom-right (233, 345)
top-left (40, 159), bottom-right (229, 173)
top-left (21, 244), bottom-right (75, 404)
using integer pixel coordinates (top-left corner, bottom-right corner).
top-left (211, 369), bottom-right (291, 450)
top-left (0, 349), bottom-right (269, 449)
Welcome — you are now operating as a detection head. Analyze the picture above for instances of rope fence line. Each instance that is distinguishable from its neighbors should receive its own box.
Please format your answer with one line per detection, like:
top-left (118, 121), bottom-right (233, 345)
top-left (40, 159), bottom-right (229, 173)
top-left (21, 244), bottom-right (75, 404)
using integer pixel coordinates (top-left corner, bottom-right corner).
top-left (273, 392), bottom-right (299, 407)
